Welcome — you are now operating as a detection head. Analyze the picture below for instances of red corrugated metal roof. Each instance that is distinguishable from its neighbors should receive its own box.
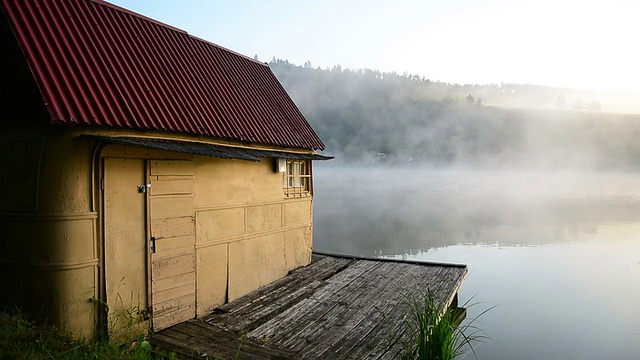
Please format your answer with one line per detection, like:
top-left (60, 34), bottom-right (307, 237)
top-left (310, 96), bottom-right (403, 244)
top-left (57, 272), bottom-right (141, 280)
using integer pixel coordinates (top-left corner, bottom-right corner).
top-left (0, 0), bottom-right (325, 150)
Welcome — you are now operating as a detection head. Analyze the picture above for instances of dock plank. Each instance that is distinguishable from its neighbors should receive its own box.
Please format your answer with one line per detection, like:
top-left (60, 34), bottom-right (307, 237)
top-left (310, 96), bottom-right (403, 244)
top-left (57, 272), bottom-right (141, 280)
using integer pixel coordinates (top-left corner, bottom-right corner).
top-left (313, 263), bottom-right (427, 358)
top-left (204, 256), bottom-right (354, 332)
top-left (249, 260), bottom-right (382, 344)
top-left (152, 253), bottom-right (468, 360)
top-left (356, 266), bottom-right (466, 359)
top-left (285, 261), bottom-right (406, 356)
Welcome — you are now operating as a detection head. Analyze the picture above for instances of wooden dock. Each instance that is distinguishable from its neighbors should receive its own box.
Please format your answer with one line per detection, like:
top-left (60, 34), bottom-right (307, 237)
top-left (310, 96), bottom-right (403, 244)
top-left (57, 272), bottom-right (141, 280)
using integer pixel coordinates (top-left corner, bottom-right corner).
top-left (151, 253), bottom-right (468, 359)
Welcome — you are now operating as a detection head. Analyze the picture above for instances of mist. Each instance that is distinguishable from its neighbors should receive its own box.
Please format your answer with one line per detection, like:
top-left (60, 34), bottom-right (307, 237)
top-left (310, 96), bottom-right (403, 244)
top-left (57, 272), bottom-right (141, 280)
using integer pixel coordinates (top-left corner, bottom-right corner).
top-left (313, 166), bottom-right (640, 256)
top-left (271, 60), bottom-right (640, 359)
top-left (270, 58), bottom-right (640, 256)
top-left (271, 59), bottom-right (640, 172)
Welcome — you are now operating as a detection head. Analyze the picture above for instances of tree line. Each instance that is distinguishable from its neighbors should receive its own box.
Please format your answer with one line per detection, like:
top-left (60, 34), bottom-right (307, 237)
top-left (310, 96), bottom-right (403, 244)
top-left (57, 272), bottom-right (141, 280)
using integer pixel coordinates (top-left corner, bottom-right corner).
top-left (269, 59), bottom-right (640, 170)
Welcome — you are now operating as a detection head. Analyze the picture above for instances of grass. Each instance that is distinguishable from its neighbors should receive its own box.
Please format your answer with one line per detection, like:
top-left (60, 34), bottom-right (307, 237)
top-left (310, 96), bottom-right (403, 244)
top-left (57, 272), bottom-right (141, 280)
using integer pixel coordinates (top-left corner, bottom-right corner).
top-left (0, 306), bottom-right (176, 360)
top-left (394, 292), bottom-right (494, 360)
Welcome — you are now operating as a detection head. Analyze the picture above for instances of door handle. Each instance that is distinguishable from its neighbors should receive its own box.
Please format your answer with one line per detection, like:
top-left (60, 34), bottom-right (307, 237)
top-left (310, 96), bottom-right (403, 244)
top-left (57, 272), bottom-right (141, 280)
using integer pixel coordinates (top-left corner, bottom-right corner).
top-left (150, 236), bottom-right (156, 254)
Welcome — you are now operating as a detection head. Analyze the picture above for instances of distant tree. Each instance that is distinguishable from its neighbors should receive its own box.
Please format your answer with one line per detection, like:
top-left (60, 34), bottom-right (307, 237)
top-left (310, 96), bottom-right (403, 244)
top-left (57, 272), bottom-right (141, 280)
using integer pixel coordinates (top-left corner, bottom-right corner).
top-left (304, 60), bottom-right (313, 68)
top-left (254, 54), bottom-right (259, 61)
top-left (584, 101), bottom-right (602, 111)
top-left (475, 98), bottom-right (483, 106)
top-left (555, 95), bottom-right (567, 109)
top-left (571, 98), bottom-right (584, 111)
top-left (466, 94), bottom-right (475, 105)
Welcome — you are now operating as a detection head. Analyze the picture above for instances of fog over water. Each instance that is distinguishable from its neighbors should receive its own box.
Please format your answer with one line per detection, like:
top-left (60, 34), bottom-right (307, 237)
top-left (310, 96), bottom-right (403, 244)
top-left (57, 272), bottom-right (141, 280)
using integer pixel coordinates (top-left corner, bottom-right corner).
top-left (313, 165), bottom-right (640, 359)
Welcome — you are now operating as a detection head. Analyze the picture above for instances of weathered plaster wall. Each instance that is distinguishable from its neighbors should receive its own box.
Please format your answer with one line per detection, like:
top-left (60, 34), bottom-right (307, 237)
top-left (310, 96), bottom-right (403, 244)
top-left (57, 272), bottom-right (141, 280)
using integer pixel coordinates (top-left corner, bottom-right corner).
top-left (0, 125), bottom-right (98, 337)
top-left (193, 155), bottom-right (313, 315)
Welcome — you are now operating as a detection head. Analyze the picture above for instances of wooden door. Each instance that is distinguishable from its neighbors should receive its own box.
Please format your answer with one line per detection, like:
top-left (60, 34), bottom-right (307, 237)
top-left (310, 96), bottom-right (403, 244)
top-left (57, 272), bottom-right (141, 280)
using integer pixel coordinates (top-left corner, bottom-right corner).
top-left (148, 160), bottom-right (196, 331)
top-left (103, 158), bottom-right (149, 340)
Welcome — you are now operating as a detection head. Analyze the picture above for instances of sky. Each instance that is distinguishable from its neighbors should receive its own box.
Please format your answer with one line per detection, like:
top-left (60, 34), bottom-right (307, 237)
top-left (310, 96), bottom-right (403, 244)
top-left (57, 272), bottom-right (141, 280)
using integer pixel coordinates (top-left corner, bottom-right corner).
top-left (108, 0), bottom-right (640, 93)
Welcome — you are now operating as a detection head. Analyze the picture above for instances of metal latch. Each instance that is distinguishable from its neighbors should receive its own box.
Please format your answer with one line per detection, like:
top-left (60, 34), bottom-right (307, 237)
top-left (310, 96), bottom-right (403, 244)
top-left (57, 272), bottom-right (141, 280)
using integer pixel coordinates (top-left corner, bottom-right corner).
top-left (138, 184), bottom-right (151, 193)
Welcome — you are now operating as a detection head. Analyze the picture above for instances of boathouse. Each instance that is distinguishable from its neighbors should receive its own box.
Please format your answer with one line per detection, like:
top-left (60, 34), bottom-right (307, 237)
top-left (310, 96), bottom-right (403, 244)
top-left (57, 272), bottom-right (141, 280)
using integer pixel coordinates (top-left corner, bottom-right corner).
top-left (0, 0), bottom-right (330, 338)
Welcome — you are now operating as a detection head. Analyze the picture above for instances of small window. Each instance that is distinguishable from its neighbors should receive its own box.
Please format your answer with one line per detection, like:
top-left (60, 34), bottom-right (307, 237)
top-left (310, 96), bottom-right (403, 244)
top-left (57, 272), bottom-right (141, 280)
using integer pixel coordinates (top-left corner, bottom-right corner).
top-left (283, 160), bottom-right (310, 197)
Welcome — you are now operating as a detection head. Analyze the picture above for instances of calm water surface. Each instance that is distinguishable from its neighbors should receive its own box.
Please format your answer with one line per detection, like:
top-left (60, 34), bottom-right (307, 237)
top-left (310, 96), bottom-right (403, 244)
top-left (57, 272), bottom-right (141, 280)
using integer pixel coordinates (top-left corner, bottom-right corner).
top-left (313, 166), bottom-right (640, 360)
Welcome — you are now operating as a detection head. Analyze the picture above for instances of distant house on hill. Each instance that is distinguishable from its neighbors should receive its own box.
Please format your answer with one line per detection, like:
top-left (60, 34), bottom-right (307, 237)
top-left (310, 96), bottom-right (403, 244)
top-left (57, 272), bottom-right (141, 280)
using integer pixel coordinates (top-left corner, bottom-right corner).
top-left (0, 0), bottom-right (330, 338)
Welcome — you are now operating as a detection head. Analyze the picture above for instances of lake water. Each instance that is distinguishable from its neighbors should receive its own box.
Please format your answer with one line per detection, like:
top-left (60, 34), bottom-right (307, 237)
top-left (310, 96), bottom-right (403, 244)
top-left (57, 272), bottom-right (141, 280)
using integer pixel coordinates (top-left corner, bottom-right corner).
top-left (313, 166), bottom-right (640, 360)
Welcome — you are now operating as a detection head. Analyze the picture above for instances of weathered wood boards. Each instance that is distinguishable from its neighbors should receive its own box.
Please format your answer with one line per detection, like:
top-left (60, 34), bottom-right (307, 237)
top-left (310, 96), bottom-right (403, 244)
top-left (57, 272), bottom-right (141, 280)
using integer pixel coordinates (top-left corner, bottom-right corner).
top-left (149, 160), bottom-right (197, 331)
top-left (151, 254), bottom-right (468, 359)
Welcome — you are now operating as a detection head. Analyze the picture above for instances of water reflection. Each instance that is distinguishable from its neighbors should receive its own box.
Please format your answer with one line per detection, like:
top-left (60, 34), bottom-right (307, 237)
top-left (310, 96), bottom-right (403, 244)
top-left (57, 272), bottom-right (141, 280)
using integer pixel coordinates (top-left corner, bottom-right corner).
top-left (314, 167), bottom-right (640, 256)
top-left (313, 167), bottom-right (640, 360)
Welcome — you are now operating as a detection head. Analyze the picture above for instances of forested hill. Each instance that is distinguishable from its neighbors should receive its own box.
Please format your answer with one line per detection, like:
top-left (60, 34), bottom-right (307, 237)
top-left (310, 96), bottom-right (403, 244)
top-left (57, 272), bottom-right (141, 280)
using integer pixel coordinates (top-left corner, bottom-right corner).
top-left (269, 59), bottom-right (640, 170)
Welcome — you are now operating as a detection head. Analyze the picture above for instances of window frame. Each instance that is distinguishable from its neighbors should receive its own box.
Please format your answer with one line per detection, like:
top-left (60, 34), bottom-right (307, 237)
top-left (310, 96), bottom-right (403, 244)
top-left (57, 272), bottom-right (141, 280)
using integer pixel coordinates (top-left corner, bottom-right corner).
top-left (282, 159), bottom-right (311, 197)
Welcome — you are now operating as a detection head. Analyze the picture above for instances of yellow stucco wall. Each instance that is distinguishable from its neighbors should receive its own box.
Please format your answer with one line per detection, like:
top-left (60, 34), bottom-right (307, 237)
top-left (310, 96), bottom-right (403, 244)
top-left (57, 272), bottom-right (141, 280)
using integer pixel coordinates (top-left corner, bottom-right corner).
top-left (0, 124), bottom-right (315, 337)
top-left (0, 125), bottom-right (98, 338)
top-left (193, 155), bottom-right (313, 315)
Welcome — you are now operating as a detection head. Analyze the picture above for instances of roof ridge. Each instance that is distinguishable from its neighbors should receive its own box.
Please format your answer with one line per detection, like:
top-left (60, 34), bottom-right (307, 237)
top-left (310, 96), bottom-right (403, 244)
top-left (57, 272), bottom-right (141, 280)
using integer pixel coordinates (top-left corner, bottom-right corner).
top-left (90, 0), bottom-right (186, 34)
top-left (93, 0), bottom-right (267, 67)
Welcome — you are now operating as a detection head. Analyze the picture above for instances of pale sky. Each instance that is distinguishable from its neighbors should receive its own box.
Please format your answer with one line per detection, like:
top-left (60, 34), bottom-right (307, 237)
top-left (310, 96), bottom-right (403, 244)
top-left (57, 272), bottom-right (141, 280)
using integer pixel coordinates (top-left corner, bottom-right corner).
top-left (109, 0), bottom-right (640, 92)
